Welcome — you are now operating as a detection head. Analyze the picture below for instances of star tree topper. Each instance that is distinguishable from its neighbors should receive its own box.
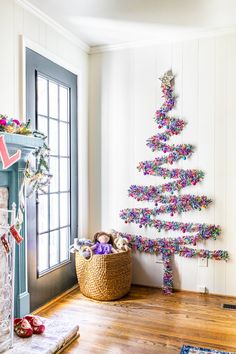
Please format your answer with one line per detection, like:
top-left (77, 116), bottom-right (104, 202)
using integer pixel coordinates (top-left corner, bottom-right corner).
top-left (159, 70), bottom-right (174, 87)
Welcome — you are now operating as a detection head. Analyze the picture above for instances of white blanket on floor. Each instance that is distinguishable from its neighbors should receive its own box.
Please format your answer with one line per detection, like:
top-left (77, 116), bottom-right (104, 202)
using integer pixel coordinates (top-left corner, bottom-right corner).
top-left (5, 317), bottom-right (79, 354)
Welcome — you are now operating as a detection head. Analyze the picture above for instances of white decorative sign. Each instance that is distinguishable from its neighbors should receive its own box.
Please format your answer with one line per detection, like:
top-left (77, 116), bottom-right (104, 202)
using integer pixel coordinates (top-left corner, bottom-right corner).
top-left (0, 135), bottom-right (21, 170)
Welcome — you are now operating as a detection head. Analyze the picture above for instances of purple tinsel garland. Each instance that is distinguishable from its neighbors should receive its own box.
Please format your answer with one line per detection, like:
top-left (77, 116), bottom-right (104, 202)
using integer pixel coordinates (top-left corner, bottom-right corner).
top-left (120, 195), bottom-right (211, 217)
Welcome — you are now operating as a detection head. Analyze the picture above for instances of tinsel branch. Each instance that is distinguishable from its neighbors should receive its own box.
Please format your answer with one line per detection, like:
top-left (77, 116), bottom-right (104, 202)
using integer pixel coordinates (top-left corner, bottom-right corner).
top-left (112, 230), bottom-right (229, 294)
top-left (120, 195), bottom-right (211, 218)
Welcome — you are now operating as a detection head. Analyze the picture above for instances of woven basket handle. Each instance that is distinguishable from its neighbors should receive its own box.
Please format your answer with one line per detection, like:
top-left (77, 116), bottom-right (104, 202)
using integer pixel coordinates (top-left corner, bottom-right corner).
top-left (80, 245), bottom-right (93, 262)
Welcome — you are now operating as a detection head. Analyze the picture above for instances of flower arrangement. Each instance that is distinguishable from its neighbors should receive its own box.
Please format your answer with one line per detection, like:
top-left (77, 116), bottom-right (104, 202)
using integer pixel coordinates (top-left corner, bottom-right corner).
top-left (0, 114), bottom-right (32, 135)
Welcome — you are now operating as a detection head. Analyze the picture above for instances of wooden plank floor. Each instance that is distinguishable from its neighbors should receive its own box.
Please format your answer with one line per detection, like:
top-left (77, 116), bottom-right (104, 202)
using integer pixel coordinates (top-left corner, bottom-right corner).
top-left (37, 286), bottom-right (236, 353)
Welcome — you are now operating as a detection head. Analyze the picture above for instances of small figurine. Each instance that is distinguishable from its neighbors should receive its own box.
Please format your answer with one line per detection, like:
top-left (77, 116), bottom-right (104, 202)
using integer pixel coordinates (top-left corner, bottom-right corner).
top-left (91, 232), bottom-right (117, 255)
top-left (114, 236), bottom-right (130, 252)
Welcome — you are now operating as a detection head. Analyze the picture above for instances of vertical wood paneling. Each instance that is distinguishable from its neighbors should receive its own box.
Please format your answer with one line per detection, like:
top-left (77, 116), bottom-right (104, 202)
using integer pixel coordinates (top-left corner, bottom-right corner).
top-left (132, 46), bottom-right (163, 286)
top-left (100, 50), bottom-right (132, 231)
top-left (88, 53), bottom-right (102, 234)
top-left (171, 42), bottom-right (184, 290)
top-left (0, 0), bottom-right (14, 115)
top-left (78, 55), bottom-right (89, 236)
top-left (133, 46), bottom-right (160, 211)
top-left (14, 3), bottom-right (24, 117)
top-left (100, 51), bottom-right (111, 230)
top-left (181, 40), bottom-right (200, 291)
top-left (22, 8), bottom-right (40, 43)
top-left (92, 34), bottom-right (236, 296)
top-left (214, 35), bottom-right (228, 295)
top-left (225, 35), bottom-right (236, 296)
top-left (39, 21), bottom-right (46, 47)
top-left (197, 38), bottom-right (215, 293)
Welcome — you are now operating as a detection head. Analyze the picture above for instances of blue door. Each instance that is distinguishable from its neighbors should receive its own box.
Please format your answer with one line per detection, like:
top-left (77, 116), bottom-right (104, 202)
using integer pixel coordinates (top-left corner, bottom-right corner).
top-left (26, 48), bottom-right (78, 311)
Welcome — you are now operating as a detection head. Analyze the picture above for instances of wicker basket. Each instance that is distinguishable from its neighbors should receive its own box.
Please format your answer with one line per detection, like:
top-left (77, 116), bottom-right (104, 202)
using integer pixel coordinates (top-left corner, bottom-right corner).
top-left (75, 247), bottom-right (132, 301)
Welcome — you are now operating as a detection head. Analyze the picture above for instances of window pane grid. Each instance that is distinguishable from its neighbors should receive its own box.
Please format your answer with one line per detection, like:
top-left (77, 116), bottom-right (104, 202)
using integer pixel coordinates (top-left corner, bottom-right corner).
top-left (36, 73), bottom-right (71, 276)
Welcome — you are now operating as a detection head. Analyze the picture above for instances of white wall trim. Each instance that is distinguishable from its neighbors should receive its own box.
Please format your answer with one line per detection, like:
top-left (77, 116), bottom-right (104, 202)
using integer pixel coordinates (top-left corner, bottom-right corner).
top-left (15, 0), bottom-right (90, 53)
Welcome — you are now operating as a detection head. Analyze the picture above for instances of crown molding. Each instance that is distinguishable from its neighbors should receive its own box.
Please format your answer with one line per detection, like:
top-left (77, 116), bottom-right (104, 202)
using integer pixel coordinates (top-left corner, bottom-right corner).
top-left (90, 26), bottom-right (236, 54)
top-left (14, 0), bottom-right (236, 55)
top-left (15, 0), bottom-right (90, 53)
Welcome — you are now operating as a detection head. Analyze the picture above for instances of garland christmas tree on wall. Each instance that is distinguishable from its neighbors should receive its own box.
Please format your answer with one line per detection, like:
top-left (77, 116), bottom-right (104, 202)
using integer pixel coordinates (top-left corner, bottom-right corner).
top-left (114, 70), bottom-right (229, 295)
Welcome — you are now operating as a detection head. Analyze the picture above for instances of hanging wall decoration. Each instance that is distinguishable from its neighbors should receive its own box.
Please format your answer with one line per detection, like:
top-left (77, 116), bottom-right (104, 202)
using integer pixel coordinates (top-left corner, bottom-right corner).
top-left (0, 135), bottom-right (21, 169)
top-left (115, 70), bottom-right (229, 294)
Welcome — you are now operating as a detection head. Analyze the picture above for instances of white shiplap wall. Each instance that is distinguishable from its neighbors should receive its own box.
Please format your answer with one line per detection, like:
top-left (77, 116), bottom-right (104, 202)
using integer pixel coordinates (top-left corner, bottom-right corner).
top-left (0, 0), bottom-right (89, 236)
top-left (89, 35), bottom-right (236, 296)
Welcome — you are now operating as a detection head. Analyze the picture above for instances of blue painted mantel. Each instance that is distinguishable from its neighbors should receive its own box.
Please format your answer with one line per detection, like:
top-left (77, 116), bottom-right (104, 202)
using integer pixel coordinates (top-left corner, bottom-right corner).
top-left (0, 132), bottom-right (43, 317)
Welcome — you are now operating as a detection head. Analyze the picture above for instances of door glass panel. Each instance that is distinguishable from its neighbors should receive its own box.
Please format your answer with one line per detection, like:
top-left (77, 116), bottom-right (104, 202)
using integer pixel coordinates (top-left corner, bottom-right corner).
top-left (36, 73), bottom-right (71, 276)
top-left (60, 193), bottom-right (70, 227)
top-left (50, 194), bottom-right (59, 230)
top-left (49, 81), bottom-right (58, 119)
top-left (60, 158), bottom-right (69, 191)
top-left (38, 234), bottom-right (49, 272)
top-left (50, 157), bottom-right (59, 192)
top-left (49, 119), bottom-right (58, 155)
top-left (37, 195), bottom-right (48, 233)
top-left (37, 116), bottom-right (48, 138)
top-left (60, 122), bottom-right (69, 156)
top-left (50, 231), bottom-right (59, 267)
top-left (59, 86), bottom-right (69, 122)
top-left (37, 76), bottom-right (48, 116)
top-left (60, 227), bottom-right (69, 262)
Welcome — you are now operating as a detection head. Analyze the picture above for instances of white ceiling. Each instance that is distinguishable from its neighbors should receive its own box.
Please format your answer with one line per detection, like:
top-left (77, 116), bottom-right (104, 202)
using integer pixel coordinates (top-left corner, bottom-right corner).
top-left (26, 0), bottom-right (236, 48)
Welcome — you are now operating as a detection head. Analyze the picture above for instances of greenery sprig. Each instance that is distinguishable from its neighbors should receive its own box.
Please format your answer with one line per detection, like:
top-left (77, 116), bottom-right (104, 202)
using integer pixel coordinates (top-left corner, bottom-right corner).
top-left (25, 130), bottom-right (52, 197)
